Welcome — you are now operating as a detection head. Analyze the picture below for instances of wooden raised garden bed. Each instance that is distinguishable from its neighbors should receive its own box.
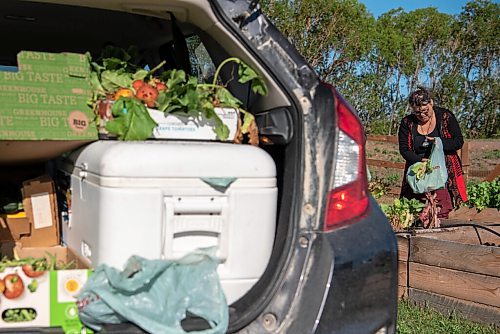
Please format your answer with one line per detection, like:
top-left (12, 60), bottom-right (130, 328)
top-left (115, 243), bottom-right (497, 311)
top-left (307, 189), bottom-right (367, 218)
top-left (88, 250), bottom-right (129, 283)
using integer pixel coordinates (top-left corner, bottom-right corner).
top-left (397, 222), bottom-right (500, 326)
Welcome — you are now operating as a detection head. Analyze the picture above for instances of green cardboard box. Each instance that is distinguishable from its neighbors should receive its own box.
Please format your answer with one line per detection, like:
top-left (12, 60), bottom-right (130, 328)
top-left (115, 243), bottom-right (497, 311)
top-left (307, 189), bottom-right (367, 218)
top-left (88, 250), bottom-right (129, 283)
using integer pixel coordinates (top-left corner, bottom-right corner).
top-left (0, 51), bottom-right (97, 141)
top-left (0, 245), bottom-right (92, 333)
top-left (0, 51), bottom-right (98, 164)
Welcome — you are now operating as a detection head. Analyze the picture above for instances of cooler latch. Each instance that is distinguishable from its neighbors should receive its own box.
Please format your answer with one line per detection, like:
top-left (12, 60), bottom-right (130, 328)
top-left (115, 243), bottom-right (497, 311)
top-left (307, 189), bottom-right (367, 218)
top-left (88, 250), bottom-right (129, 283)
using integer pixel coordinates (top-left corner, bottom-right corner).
top-left (75, 162), bottom-right (88, 200)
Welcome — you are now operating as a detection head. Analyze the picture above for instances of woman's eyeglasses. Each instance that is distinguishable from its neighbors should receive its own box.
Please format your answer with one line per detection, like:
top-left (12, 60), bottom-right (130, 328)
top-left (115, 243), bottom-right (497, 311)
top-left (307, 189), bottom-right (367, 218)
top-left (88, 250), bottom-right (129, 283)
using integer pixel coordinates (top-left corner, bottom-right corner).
top-left (412, 105), bottom-right (430, 115)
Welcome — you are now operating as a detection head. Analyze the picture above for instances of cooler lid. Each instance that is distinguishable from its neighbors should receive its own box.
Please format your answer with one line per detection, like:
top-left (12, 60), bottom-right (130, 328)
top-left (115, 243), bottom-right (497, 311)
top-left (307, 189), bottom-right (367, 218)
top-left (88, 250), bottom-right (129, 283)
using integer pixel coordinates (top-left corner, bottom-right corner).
top-left (64, 141), bottom-right (276, 178)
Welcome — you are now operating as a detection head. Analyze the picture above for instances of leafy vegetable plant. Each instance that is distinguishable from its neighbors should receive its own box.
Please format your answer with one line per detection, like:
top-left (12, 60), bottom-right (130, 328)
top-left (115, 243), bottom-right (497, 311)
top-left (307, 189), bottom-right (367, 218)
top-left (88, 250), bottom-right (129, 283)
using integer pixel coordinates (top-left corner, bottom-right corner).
top-left (89, 48), bottom-right (268, 142)
top-left (410, 160), bottom-right (432, 180)
top-left (368, 173), bottom-right (401, 199)
top-left (368, 179), bottom-right (388, 199)
top-left (466, 180), bottom-right (500, 211)
top-left (381, 197), bottom-right (425, 230)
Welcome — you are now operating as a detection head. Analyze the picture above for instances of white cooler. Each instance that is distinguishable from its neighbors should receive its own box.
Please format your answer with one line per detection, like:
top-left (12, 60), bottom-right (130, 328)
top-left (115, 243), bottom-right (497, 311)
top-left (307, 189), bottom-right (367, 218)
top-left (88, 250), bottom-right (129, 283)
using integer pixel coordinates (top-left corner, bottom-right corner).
top-left (60, 140), bottom-right (277, 303)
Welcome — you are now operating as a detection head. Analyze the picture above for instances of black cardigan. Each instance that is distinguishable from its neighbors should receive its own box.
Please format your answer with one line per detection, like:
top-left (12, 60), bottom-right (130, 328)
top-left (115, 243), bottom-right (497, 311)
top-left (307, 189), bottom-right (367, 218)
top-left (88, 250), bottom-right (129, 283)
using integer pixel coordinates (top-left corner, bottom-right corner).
top-left (398, 106), bottom-right (464, 165)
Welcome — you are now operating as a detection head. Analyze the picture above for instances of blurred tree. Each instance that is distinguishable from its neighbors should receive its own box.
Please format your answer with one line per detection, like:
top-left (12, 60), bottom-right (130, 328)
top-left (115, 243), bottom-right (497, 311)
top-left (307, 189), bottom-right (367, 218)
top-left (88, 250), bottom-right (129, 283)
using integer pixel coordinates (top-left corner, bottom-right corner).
top-left (452, 0), bottom-right (499, 137)
top-left (371, 8), bottom-right (414, 134)
top-left (261, 0), bottom-right (499, 138)
top-left (261, 0), bottom-right (378, 124)
top-left (261, 0), bottom-right (374, 79)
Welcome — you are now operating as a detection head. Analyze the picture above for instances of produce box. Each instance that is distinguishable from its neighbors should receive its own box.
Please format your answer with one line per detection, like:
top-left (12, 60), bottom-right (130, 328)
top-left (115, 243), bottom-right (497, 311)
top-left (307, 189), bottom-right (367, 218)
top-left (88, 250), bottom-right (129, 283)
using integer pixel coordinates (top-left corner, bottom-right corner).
top-left (148, 107), bottom-right (239, 141)
top-left (0, 175), bottom-right (60, 250)
top-left (0, 51), bottom-right (98, 164)
top-left (91, 51), bottom-right (263, 144)
top-left (97, 101), bottom-right (239, 141)
top-left (0, 245), bottom-right (91, 333)
top-left (19, 175), bottom-right (60, 247)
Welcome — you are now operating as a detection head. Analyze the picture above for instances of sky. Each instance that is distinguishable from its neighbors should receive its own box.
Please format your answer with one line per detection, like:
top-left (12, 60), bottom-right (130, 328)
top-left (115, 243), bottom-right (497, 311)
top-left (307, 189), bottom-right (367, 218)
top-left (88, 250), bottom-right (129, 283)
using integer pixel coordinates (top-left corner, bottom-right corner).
top-left (358, 0), bottom-right (471, 18)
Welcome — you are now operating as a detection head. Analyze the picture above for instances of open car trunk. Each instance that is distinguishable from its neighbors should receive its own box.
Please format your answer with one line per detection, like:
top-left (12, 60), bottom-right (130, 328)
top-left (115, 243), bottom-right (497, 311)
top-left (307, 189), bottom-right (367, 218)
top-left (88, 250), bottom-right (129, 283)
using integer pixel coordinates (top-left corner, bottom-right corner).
top-left (0, 0), bottom-right (300, 332)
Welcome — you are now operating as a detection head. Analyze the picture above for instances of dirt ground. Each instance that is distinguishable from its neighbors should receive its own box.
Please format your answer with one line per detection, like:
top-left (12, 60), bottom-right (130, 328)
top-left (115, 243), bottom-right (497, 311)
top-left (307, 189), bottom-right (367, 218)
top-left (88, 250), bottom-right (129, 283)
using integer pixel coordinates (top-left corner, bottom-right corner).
top-left (366, 139), bottom-right (500, 205)
top-left (467, 140), bottom-right (500, 171)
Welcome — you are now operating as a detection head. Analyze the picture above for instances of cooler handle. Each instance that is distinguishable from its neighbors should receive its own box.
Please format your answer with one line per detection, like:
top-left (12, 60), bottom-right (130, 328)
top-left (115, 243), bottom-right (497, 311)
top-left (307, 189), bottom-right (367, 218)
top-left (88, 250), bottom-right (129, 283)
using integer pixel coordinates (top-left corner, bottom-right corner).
top-left (161, 196), bottom-right (229, 261)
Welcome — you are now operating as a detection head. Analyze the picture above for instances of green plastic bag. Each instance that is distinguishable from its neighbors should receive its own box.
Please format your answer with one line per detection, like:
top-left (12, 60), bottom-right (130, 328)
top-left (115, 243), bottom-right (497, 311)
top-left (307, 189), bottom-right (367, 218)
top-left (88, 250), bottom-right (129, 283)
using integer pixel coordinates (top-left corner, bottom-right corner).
top-left (76, 248), bottom-right (228, 334)
top-left (406, 137), bottom-right (448, 194)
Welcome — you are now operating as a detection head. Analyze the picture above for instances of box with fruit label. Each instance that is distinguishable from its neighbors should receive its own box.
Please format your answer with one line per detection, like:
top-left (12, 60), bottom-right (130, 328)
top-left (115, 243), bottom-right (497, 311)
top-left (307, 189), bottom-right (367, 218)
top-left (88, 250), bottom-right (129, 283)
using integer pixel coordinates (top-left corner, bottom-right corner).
top-left (148, 107), bottom-right (239, 141)
top-left (0, 245), bottom-right (91, 333)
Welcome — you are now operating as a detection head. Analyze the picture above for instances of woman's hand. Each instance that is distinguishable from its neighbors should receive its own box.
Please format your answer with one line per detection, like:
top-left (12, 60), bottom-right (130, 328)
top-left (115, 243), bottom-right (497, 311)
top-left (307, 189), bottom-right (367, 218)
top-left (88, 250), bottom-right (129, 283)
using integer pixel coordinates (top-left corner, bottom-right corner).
top-left (425, 136), bottom-right (435, 141)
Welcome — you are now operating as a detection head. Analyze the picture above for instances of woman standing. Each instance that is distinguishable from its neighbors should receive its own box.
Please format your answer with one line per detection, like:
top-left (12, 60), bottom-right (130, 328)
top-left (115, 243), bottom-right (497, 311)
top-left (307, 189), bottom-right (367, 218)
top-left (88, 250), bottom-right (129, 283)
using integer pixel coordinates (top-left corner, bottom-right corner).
top-left (398, 87), bottom-right (468, 218)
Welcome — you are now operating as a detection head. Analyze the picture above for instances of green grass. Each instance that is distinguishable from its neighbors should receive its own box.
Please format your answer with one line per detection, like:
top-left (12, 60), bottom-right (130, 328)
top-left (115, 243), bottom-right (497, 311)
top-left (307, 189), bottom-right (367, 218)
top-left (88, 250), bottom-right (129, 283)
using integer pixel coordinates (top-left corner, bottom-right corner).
top-left (397, 302), bottom-right (498, 334)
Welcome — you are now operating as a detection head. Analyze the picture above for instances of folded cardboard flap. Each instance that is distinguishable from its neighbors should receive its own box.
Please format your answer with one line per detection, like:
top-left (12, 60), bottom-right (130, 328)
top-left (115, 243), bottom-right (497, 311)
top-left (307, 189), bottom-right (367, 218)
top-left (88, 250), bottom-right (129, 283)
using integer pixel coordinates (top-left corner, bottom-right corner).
top-left (20, 175), bottom-right (60, 247)
top-left (14, 244), bottom-right (90, 270)
top-left (0, 212), bottom-right (31, 241)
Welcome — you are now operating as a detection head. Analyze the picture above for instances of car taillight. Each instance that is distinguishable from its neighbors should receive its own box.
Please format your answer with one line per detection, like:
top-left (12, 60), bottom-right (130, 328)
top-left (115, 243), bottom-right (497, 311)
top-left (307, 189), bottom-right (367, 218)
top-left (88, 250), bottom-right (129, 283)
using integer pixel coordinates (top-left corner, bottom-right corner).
top-left (324, 88), bottom-right (368, 231)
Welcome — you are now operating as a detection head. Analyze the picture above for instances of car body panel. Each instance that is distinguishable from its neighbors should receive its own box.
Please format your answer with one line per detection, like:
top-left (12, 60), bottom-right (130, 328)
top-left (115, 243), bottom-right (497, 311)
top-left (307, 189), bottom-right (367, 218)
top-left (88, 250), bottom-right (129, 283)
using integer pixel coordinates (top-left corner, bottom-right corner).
top-left (210, 1), bottom-right (398, 333)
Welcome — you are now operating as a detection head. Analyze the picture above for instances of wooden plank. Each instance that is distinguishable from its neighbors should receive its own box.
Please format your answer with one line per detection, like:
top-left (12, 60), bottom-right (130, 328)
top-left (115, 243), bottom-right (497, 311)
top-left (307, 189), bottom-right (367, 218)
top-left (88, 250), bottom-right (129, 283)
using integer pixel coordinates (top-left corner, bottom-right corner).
top-left (399, 260), bottom-right (408, 287)
top-left (397, 236), bottom-right (409, 301)
top-left (367, 135), bottom-right (399, 144)
top-left (398, 285), bottom-right (407, 300)
top-left (408, 288), bottom-right (500, 326)
top-left (416, 225), bottom-right (500, 245)
top-left (410, 236), bottom-right (500, 277)
top-left (366, 159), bottom-right (405, 169)
top-left (485, 164), bottom-right (500, 182)
top-left (409, 262), bottom-right (500, 307)
top-left (397, 235), bottom-right (410, 261)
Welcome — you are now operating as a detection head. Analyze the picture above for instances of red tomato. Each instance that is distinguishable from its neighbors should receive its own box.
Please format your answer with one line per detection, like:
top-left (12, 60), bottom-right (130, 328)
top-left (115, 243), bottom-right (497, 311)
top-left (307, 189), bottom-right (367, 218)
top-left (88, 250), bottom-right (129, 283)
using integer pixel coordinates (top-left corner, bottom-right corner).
top-left (136, 85), bottom-right (159, 108)
top-left (156, 82), bottom-right (167, 91)
top-left (132, 80), bottom-right (145, 90)
top-left (3, 274), bottom-right (24, 299)
top-left (22, 264), bottom-right (45, 278)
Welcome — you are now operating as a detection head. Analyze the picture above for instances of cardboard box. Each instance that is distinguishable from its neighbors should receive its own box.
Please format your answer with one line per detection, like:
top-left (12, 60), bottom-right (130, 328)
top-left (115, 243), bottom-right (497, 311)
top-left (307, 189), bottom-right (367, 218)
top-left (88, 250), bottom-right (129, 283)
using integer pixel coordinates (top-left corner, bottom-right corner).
top-left (148, 107), bottom-right (239, 141)
top-left (0, 212), bottom-right (30, 242)
top-left (0, 51), bottom-right (98, 164)
top-left (98, 105), bottom-right (239, 141)
top-left (19, 175), bottom-right (60, 247)
top-left (0, 245), bottom-right (91, 333)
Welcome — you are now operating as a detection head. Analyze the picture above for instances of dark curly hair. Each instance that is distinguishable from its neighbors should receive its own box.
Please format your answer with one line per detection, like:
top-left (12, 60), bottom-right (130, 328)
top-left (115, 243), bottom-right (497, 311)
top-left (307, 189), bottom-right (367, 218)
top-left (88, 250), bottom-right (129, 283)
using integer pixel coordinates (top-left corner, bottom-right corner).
top-left (408, 86), bottom-right (432, 107)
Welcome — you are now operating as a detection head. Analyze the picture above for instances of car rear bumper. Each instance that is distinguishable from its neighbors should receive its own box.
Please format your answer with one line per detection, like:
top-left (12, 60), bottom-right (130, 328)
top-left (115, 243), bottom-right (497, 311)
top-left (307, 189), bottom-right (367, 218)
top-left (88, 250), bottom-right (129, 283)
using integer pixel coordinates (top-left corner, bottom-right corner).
top-left (315, 196), bottom-right (398, 334)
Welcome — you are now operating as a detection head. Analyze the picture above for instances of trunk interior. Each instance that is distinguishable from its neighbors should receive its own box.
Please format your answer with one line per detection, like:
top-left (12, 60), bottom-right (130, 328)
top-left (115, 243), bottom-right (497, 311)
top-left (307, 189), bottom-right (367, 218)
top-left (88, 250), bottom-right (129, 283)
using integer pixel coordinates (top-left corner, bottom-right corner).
top-left (0, 0), bottom-right (300, 331)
